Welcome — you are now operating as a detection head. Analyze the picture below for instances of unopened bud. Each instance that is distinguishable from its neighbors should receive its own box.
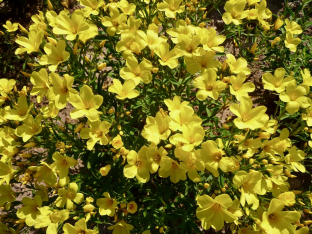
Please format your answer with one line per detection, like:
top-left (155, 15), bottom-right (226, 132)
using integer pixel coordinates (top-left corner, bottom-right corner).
top-left (47, 0), bottom-right (53, 10)
top-left (97, 63), bottom-right (107, 71)
top-left (18, 24), bottom-right (28, 34)
top-left (47, 37), bottom-right (57, 46)
top-left (198, 22), bottom-right (206, 28)
top-left (73, 43), bottom-right (78, 55)
top-left (152, 67), bottom-right (159, 73)
top-left (74, 122), bottom-right (85, 133)
top-left (20, 71), bottom-right (31, 78)
top-left (119, 131), bottom-right (124, 136)
top-left (274, 17), bottom-right (284, 30)
top-left (23, 142), bottom-right (36, 148)
top-left (185, 17), bottom-right (191, 25)
top-left (99, 40), bottom-right (106, 48)
top-left (262, 159), bottom-right (268, 165)
top-left (204, 183), bottom-right (210, 188)
top-left (165, 144), bottom-right (172, 148)
top-left (108, 108), bottom-right (115, 114)
top-left (85, 56), bottom-right (90, 63)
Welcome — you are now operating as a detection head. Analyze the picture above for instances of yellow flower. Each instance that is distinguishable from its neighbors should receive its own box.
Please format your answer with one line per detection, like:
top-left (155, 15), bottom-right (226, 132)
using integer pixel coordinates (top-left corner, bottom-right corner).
top-left (0, 161), bottom-right (16, 185)
top-left (123, 147), bottom-right (150, 183)
top-left (198, 140), bottom-right (227, 177)
top-left (41, 101), bottom-right (60, 118)
top-left (201, 27), bottom-right (226, 52)
top-left (226, 54), bottom-right (251, 75)
top-left (185, 51), bottom-right (221, 74)
top-left (157, 0), bottom-right (185, 18)
top-left (29, 11), bottom-right (47, 32)
top-left (0, 78), bottom-right (16, 95)
top-left (63, 218), bottom-right (97, 234)
top-left (127, 201), bottom-right (137, 214)
top-left (120, 56), bottom-right (153, 85)
top-left (39, 40), bottom-right (70, 72)
top-left (96, 192), bottom-right (118, 216)
top-left (285, 19), bottom-right (302, 35)
top-left (158, 160), bottom-right (186, 183)
top-left (108, 219), bottom-right (134, 234)
top-left (230, 96), bottom-right (267, 130)
top-left (175, 147), bottom-right (204, 182)
top-left (101, 6), bottom-right (127, 36)
top-left (108, 79), bottom-right (139, 100)
top-left (169, 124), bottom-right (205, 151)
top-left (15, 114), bottom-right (43, 142)
top-left (229, 72), bottom-right (255, 101)
top-left (154, 42), bottom-right (182, 69)
top-left (79, 0), bottom-right (105, 17)
top-left (29, 162), bottom-right (57, 186)
top-left (142, 109), bottom-right (172, 145)
top-left (3, 20), bottom-right (18, 32)
top-left (116, 33), bottom-right (147, 57)
top-left (169, 105), bottom-right (202, 131)
top-left (302, 106), bottom-right (312, 126)
top-left (17, 195), bottom-right (50, 226)
top-left (196, 194), bottom-right (237, 230)
top-left (53, 10), bottom-right (90, 40)
top-left (136, 23), bottom-right (167, 54)
top-left (166, 19), bottom-right (194, 44)
top-left (55, 182), bottom-right (84, 210)
top-left (222, 0), bottom-right (248, 25)
top-left (100, 165), bottom-right (111, 176)
top-left (194, 68), bottom-right (226, 101)
top-left (233, 171), bottom-right (266, 209)
top-left (0, 184), bottom-right (15, 208)
top-left (285, 32), bottom-right (301, 52)
top-left (49, 73), bottom-right (78, 109)
top-left (51, 152), bottom-right (78, 179)
top-left (34, 209), bottom-right (69, 234)
top-left (262, 67), bottom-right (295, 93)
top-left (118, 0), bottom-right (136, 15)
top-left (68, 85), bottom-right (103, 121)
top-left (176, 34), bottom-right (204, 58)
top-left (15, 30), bottom-right (44, 55)
top-left (5, 95), bottom-right (33, 121)
top-left (279, 82), bottom-right (311, 114)
top-left (261, 199), bottom-right (300, 234)
top-left (300, 68), bottom-right (312, 92)
top-left (146, 143), bottom-right (172, 174)
top-left (80, 120), bottom-right (111, 150)
top-left (277, 192), bottom-right (296, 206)
top-left (30, 69), bottom-right (51, 103)
top-left (164, 95), bottom-right (189, 112)
top-left (285, 146), bottom-right (306, 173)
top-left (111, 135), bottom-right (123, 149)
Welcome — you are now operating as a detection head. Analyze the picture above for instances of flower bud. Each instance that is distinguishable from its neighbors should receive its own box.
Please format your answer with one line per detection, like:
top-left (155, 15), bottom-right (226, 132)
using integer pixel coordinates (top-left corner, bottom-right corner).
top-left (47, 37), bottom-right (57, 46)
top-left (97, 62), bottom-right (107, 71)
top-left (152, 67), bottom-right (159, 73)
top-left (204, 183), bottom-right (210, 188)
top-left (274, 17), bottom-right (284, 30)
top-left (99, 40), bottom-right (106, 48)
top-left (23, 142), bottom-right (36, 148)
top-left (185, 17), bottom-right (191, 25)
top-left (198, 22), bottom-right (206, 28)
top-left (85, 56), bottom-right (90, 63)
top-left (74, 122), bottom-right (85, 133)
top-left (18, 24), bottom-right (28, 34)
top-left (73, 43), bottom-right (78, 55)
top-left (108, 108), bottom-right (115, 114)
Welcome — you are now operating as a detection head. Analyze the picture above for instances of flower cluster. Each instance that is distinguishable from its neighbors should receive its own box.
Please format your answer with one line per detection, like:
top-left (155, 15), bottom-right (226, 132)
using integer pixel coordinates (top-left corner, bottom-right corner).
top-left (0, 0), bottom-right (311, 233)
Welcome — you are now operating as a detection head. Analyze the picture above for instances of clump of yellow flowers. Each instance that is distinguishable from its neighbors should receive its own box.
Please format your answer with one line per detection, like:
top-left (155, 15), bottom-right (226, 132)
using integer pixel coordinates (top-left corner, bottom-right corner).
top-left (0, 0), bottom-right (312, 233)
